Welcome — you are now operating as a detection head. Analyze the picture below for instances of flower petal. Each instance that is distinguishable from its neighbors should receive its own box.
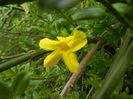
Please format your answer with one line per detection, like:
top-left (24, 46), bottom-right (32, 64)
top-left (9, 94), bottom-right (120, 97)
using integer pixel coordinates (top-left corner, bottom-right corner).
top-left (39, 38), bottom-right (58, 51)
top-left (57, 36), bottom-right (73, 42)
top-left (44, 50), bottom-right (62, 67)
top-left (69, 30), bottom-right (87, 52)
top-left (63, 52), bottom-right (79, 72)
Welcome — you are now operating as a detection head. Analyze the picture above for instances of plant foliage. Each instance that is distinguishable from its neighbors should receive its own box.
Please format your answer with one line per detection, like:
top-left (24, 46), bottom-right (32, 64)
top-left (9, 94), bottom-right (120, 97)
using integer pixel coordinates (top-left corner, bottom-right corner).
top-left (0, 0), bottom-right (133, 99)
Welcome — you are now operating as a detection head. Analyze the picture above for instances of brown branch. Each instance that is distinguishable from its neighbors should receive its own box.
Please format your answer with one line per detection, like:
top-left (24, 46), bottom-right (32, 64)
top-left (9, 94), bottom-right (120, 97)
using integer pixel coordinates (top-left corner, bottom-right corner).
top-left (85, 87), bottom-right (94, 99)
top-left (60, 39), bottom-right (103, 96)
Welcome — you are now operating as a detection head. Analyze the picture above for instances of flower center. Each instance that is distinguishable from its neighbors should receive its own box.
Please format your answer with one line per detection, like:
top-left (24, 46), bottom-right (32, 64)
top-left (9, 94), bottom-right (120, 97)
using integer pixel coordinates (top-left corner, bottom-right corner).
top-left (58, 41), bottom-right (70, 51)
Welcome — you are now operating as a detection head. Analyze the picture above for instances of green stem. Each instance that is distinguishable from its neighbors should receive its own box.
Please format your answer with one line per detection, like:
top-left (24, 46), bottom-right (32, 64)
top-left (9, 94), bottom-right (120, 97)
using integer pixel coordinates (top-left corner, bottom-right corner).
top-left (94, 35), bottom-right (133, 99)
top-left (105, 30), bottom-right (130, 78)
top-left (0, 52), bottom-right (27, 61)
top-left (99, 0), bottom-right (133, 30)
top-left (0, 50), bottom-right (46, 72)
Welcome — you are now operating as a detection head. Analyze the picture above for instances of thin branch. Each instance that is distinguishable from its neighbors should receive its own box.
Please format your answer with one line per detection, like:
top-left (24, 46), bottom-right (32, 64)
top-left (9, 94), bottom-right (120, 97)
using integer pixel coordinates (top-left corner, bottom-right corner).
top-left (85, 87), bottom-right (94, 99)
top-left (0, 30), bottom-right (44, 38)
top-left (60, 39), bottom-right (103, 96)
top-left (57, 10), bottom-right (77, 27)
top-left (0, 53), bottom-right (27, 61)
top-left (98, 0), bottom-right (133, 30)
top-left (12, 6), bottom-right (25, 11)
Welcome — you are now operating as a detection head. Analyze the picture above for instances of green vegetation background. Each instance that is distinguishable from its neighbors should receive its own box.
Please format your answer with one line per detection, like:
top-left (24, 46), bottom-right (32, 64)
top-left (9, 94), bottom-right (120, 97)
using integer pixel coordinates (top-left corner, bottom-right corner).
top-left (0, 0), bottom-right (133, 99)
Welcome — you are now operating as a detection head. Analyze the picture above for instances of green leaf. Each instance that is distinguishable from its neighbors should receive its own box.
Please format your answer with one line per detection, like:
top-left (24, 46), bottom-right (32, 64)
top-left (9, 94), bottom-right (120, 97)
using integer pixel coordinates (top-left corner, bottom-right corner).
top-left (112, 3), bottom-right (128, 14)
top-left (11, 71), bottom-right (31, 96)
top-left (51, 92), bottom-right (63, 99)
top-left (0, 81), bottom-right (13, 99)
top-left (72, 7), bottom-right (106, 20)
top-left (38, 0), bottom-right (79, 9)
top-left (56, 0), bottom-right (78, 9)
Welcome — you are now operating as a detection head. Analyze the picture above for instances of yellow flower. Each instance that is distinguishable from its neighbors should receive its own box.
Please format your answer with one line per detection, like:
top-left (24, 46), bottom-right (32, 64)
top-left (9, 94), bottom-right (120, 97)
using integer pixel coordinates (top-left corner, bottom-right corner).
top-left (39, 30), bottom-right (87, 72)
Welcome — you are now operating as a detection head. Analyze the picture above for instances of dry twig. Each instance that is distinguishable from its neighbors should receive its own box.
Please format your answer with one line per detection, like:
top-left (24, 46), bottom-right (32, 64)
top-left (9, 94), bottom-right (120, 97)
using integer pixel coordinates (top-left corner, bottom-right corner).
top-left (60, 39), bottom-right (103, 96)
